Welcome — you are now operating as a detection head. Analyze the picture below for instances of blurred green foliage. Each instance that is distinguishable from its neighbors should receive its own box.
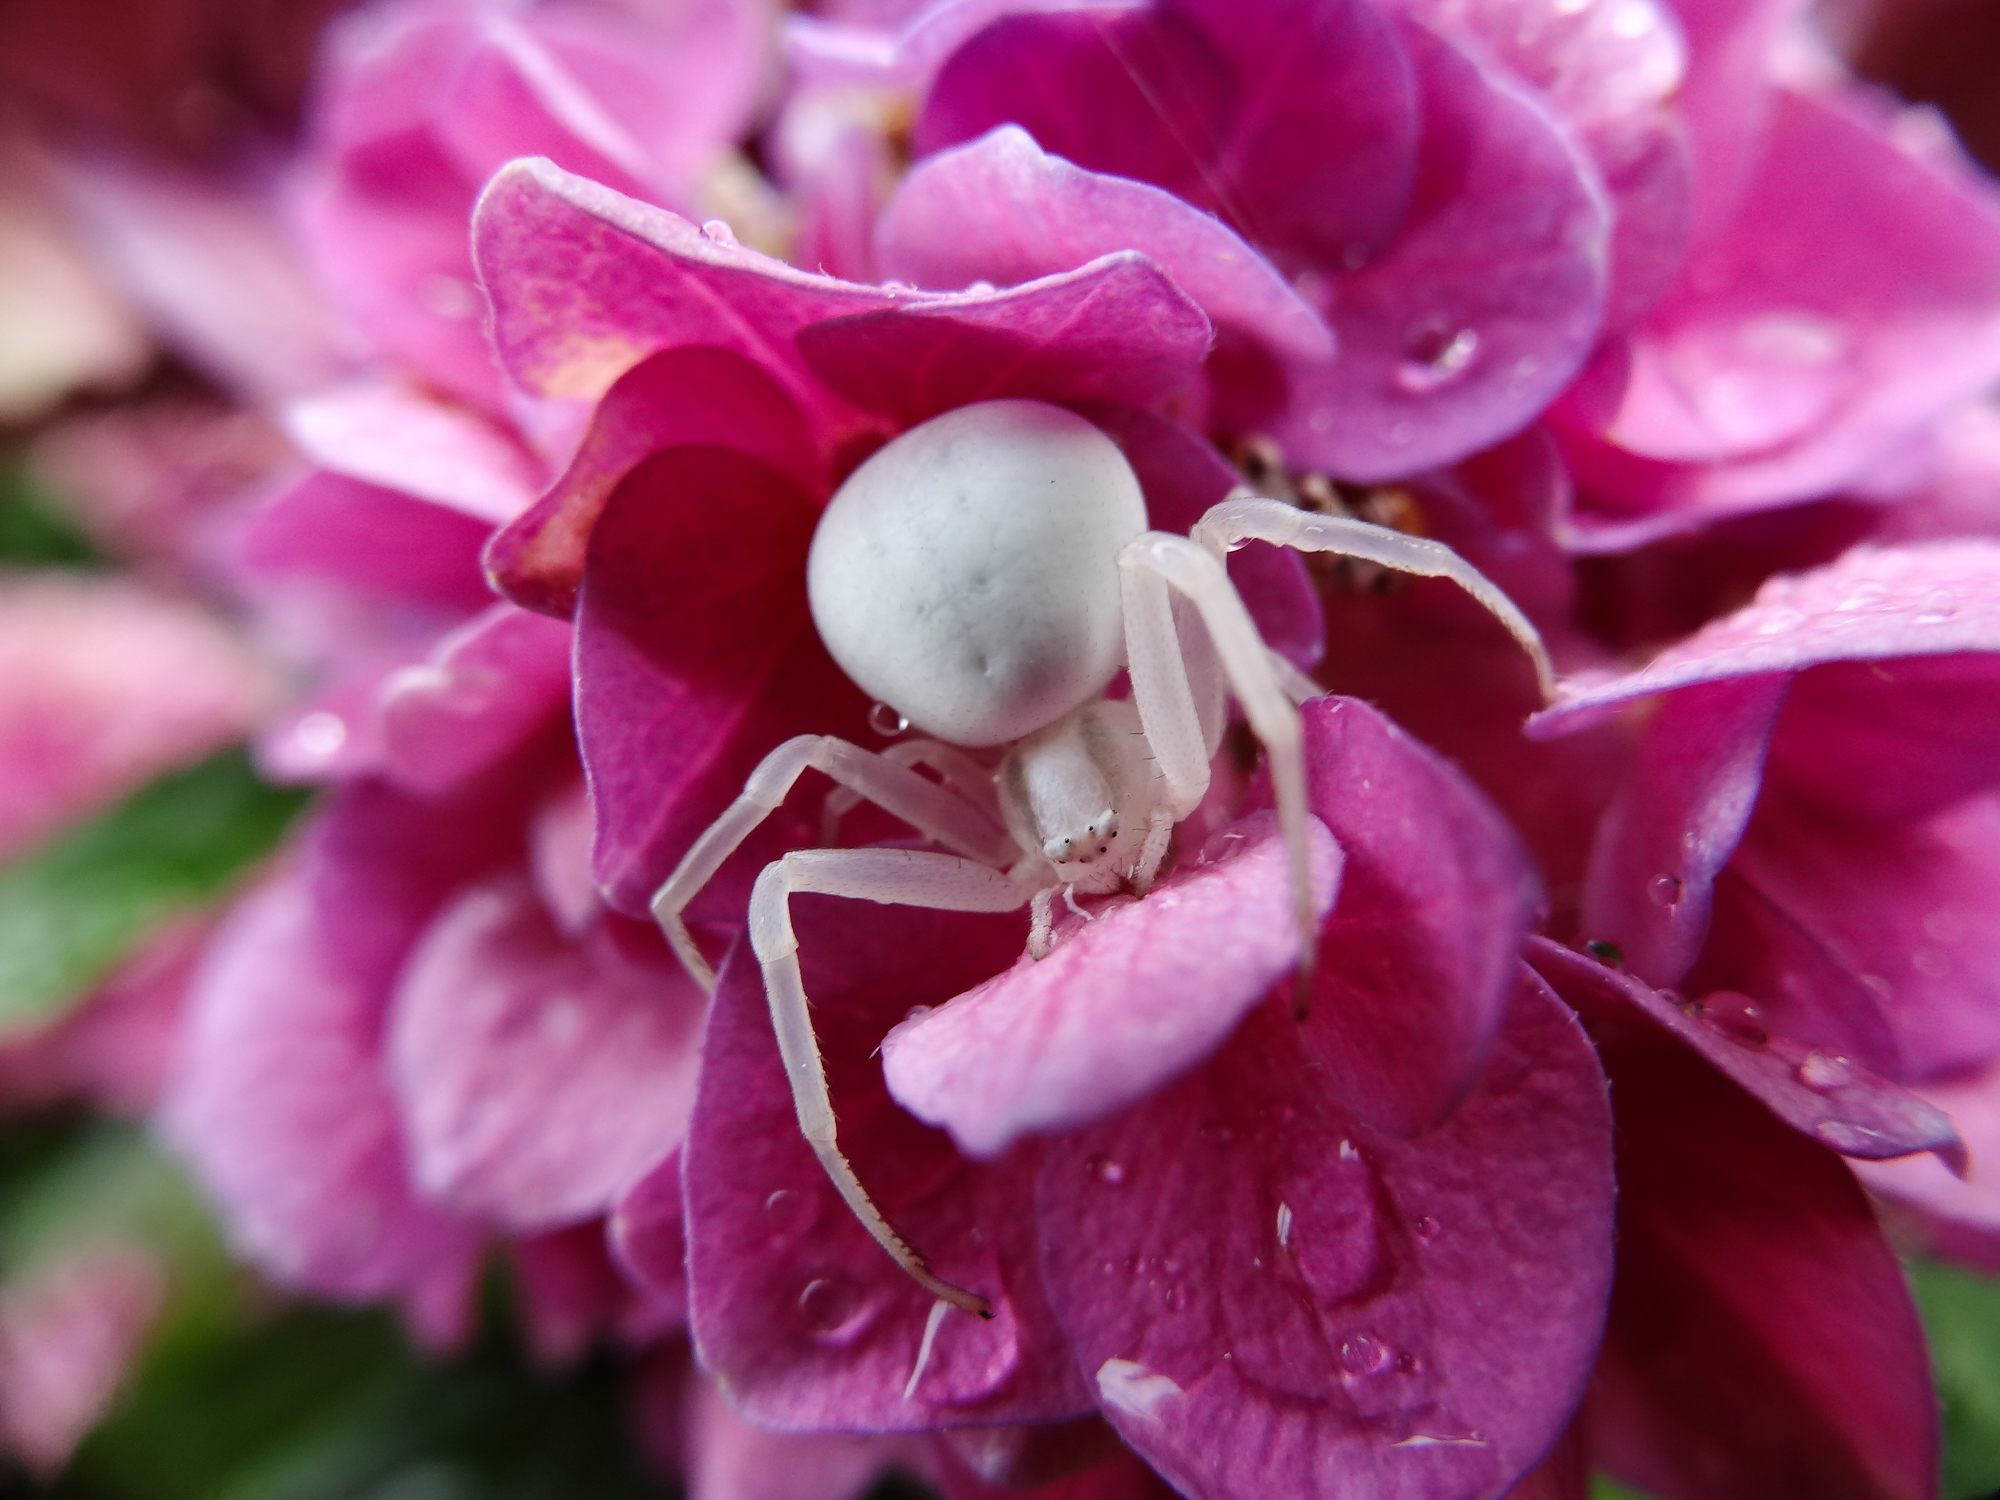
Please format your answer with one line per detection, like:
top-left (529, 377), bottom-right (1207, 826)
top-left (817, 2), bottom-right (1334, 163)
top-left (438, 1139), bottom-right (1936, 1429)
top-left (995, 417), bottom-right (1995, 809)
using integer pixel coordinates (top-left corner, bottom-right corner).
top-left (0, 750), bottom-right (309, 1033)
top-left (1913, 1259), bottom-right (2000, 1500)
top-left (0, 455), bottom-right (97, 568)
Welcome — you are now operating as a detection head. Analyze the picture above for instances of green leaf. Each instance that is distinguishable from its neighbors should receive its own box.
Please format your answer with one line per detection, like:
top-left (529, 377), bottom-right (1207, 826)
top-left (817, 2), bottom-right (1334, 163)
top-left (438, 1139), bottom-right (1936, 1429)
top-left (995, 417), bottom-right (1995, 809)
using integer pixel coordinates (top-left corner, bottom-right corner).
top-left (0, 453), bottom-right (99, 567)
top-left (1911, 1258), bottom-right (2000, 1499)
top-left (0, 749), bottom-right (310, 1032)
top-left (1591, 1477), bottom-right (1662, 1500)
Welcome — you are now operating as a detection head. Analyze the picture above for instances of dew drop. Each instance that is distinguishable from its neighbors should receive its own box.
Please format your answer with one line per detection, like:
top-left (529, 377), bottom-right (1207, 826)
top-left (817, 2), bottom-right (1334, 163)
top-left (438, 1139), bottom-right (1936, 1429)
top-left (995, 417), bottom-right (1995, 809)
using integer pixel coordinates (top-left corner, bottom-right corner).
top-left (868, 703), bottom-right (910, 737)
top-left (1395, 328), bottom-right (1480, 393)
top-left (764, 1188), bottom-right (813, 1235)
top-left (1816, 1119), bottom-right (1887, 1153)
top-left (1754, 606), bottom-right (1806, 635)
top-left (1086, 1155), bottom-right (1127, 1184)
top-left (1797, 1052), bottom-right (1855, 1093)
top-left (1697, 991), bottom-right (1768, 1045)
top-left (1337, 1333), bottom-right (1394, 1377)
top-left (1915, 588), bottom-right (1960, 625)
top-left (1648, 874), bottom-right (1684, 908)
top-left (798, 1275), bottom-right (859, 1334)
top-left (700, 218), bottom-right (738, 246)
top-left (1583, 939), bottom-right (1624, 969)
top-left (1414, 1215), bottom-right (1441, 1243)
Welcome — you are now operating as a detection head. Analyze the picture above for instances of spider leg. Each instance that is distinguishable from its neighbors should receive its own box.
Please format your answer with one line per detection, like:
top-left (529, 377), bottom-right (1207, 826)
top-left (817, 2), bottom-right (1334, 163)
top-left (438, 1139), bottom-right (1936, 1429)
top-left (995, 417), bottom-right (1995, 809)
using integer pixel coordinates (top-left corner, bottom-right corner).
top-left (1191, 493), bottom-right (1555, 701)
top-left (1119, 533), bottom-right (1318, 1002)
top-left (750, 847), bottom-right (1041, 1318)
top-left (653, 735), bottom-right (1017, 991)
top-left (823, 738), bottom-right (1004, 845)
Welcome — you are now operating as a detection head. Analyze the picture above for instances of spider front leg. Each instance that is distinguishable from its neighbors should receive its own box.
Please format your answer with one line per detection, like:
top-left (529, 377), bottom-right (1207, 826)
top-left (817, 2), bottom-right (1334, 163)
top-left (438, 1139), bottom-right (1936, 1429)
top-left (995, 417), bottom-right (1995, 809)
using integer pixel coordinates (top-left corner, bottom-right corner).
top-left (1191, 493), bottom-right (1556, 700)
top-left (750, 847), bottom-right (1043, 1318)
top-left (652, 734), bottom-right (1017, 990)
top-left (1118, 534), bottom-right (1318, 997)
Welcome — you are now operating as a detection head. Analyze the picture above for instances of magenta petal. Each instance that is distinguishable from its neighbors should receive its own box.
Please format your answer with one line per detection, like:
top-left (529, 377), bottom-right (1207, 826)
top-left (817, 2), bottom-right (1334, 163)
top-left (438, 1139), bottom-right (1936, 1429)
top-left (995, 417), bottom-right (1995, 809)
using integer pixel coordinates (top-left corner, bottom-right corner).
top-left (1576, 676), bottom-right (1785, 987)
top-left (377, 605), bottom-right (574, 797)
top-left (1300, 696), bottom-right (1538, 1134)
top-left (164, 878), bottom-right (481, 1316)
top-left (473, 158), bottom-right (896, 408)
top-left (917, 0), bottom-right (1420, 264)
top-left (609, 1149), bottom-right (689, 1324)
top-left (1585, 1029), bottom-right (1936, 1500)
top-left (573, 446), bottom-right (869, 917)
top-left (1527, 938), bottom-right (1961, 1169)
top-left (1270, 21), bottom-right (1609, 481)
top-left (238, 470), bottom-right (494, 615)
top-left (1531, 540), bottom-right (2000, 728)
top-left (510, 1222), bottom-right (632, 1368)
top-left (883, 811), bottom-right (1341, 1158)
top-left (487, 347), bottom-right (822, 617)
top-left (684, 902), bottom-right (1092, 1429)
top-left (283, 382), bottom-right (540, 526)
top-left (877, 126), bottom-right (1332, 362)
top-left (388, 877), bottom-right (704, 1232)
top-left (1734, 788), bottom-right (2000, 1082)
top-left (1037, 971), bottom-right (1613, 1500)
top-left (796, 253), bottom-right (1211, 427)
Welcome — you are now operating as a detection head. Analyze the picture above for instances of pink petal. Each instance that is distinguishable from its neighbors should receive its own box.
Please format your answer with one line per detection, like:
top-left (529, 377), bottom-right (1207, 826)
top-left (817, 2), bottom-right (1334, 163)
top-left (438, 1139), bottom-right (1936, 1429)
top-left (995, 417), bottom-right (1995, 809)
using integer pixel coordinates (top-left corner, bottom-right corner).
top-left (163, 877), bottom-right (481, 1320)
top-left (283, 382), bottom-right (541, 526)
top-left (1667, 0), bottom-right (1807, 244)
top-left (473, 157), bottom-right (896, 409)
top-left (1584, 1027), bottom-right (1936, 1500)
top-left (1299, 695), bottom-right (1538, 1134)
top-left (1528, 938), bottom-right (1962, 1167)
top-left (794, 252), bottom-right (1211, 427)
top-left (1532, 539), bottom-right (2000, 727)
top-left (1574, 676), bottom-right (1787, 987)
top-left (0, 575), bottom-right (275, 862)
top-left (1561, 88), bottom-right (2000, 529)
top-left (609, 1148), bottom-right (689, 1327)
top-left (237, 469), bottom-right (495, 616)
top-left (684, 902), bottom-right (1093, 1430)
top-left (378, 604), bottom-right (574, 797)
top-left (488, 346), bottom-right (822, 617)
top-left (573, 445), bottom-right (870, 917)
top-left (916, 0), bottom-right (1420, 266)
top-left (510, 1222), bottom-right (631, 1368)
top-left (1853, 1058), bottom-right (2000, 1274)
top-left (883, 811), bottom-right (1342, 1159)
top-left (935, 1434), bottom-right (1175, 1500)
top-left (389, 876), bottom-right (703, 1232)
top-left (877, 126), bottom-right (1332, 363)
top-left (1268, 20), bottom-right (1610, 480)
top-left (1036, 971), bottom-right (1614, 1500)
top-left (681, 1366), bottom-right (925, 1500)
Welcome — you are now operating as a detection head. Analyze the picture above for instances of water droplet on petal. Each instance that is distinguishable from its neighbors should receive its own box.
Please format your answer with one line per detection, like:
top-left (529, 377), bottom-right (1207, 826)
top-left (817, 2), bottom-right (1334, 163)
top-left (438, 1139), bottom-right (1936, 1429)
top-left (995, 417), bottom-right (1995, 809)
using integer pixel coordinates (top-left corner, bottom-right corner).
top-left (1414, 1216), bottom-right (1441, 1243)
top-left (764, 1188), bottom-right (813, 1235)
top-left (1916, 588), bottom-right (1960, 624)
top-left (1797, 1052), bottom-right (1855, 1092)
top-left (1648, 874), bottom-right (1684, 908)
top-left (1395, 328), bottom-right (1480, 393)
top-left (1086, 1156), bottom-right (1126, 1184)
top-left (700, 219), bottom-right (738, 246)
top-left (798, 1275), bottom-right (860, 1335)
top-left (1583, 939), bottom-right (1624, 969)
top-left (1697, 991), bottom-right (1768, 1045)
top-left (1816, 1119), bottom-right (1887, 1153)
top-left (1337, 1333), bottom-right (1394, 1377)
top-left (1755, 607), bottom-right (1806, 635)
top-left (868, 703), bottom-right (909, 737)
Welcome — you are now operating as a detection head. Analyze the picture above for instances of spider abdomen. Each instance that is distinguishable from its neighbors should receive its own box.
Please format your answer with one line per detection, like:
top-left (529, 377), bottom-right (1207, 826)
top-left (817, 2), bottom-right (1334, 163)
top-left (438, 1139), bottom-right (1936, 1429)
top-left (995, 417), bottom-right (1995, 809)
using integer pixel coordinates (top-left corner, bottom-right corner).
top-left (806, 400), bottom-right (1148, 747)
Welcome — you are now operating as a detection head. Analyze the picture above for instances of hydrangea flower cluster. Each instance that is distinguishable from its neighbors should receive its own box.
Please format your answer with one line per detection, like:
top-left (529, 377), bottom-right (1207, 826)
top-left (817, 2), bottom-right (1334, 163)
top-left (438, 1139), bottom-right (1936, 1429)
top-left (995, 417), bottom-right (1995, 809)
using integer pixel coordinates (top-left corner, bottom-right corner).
top-left (21, 0), bottom-right (2000, 1494)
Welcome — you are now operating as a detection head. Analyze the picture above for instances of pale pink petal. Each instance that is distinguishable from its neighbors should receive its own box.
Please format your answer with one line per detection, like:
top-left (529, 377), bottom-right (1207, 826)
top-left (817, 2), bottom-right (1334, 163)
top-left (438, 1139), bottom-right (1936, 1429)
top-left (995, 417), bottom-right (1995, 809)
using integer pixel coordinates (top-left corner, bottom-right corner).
top-left (389, 876), bottom-right (703, 1232)
top-left (0, 575), bottom-right (276, 863)
top-left (883, 812), bottom-right (1342, 1159)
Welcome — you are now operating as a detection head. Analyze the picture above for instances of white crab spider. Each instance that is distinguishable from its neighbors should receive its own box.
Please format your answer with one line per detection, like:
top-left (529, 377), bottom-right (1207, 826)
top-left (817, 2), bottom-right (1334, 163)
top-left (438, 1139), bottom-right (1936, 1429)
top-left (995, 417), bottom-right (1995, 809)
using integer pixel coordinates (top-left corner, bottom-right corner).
top-left (652, 400), bottom-right (1551, 1318)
